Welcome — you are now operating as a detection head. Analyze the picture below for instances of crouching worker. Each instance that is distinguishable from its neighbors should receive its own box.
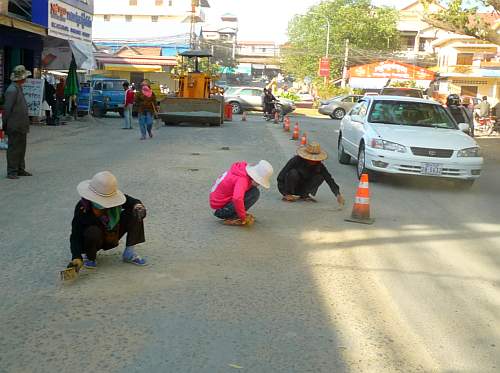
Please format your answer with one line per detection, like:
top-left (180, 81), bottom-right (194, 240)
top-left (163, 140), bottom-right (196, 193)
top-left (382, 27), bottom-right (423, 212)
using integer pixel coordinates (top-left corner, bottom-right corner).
top-left (210, 160), bottom-right (274, 226)
top-left (277, 142), bottom-right (345, 205)
top-left (64, 171), bottom-right (147, 277)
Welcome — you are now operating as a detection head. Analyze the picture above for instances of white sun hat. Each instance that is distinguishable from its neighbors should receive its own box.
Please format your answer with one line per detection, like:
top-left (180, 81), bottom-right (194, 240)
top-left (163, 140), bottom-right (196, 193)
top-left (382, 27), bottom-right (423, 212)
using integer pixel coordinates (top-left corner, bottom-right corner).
top-left (246, 160), bottom-right (274, 189)
top-left (77, 171), bottom-right (126, 208)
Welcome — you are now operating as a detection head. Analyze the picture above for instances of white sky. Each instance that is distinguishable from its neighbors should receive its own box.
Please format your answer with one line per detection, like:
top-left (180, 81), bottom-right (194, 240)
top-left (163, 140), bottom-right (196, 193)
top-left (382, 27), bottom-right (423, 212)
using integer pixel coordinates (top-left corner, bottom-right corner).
top-left (206, 0), bottom-right (415, 43)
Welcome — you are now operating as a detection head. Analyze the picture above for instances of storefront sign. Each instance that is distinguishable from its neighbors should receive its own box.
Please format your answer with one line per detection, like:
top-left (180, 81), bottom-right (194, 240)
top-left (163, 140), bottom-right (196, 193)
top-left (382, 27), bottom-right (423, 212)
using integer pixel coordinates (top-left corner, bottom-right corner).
top-left (48, 0), bottom-right (93, 45)
top-left (318, 57), bottom-right (330, 77)
top-left (350, 60), bottom-right (435, 81)
top-left (23, 79), bottom-right (45, 117)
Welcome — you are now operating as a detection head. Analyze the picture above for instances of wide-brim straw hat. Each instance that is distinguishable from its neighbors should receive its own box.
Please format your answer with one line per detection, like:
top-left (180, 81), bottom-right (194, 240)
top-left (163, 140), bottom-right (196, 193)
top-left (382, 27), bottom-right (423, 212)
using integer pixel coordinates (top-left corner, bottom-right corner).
top-left (297, 142), bottom-right (328, 161)
top-left (77, 171), bottom-right (126, 208)
top-left (10, 65), bottom-right (31, 81)
top-left (246, 160), bottom-right (274, 189)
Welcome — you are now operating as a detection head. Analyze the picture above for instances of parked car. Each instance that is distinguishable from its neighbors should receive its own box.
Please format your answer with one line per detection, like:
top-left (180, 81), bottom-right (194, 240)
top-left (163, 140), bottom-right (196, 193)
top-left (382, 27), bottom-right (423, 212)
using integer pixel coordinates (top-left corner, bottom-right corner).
top-left (224, 86), bottom-right (296, 115)
top-left (338, 96), bottom-right (483, 186)
top-left (91, 78), bottom-right (127, 118)
top-left (380, 87), bottom-right (424, 98)
top-left (318, 95), bottom-right (363, 119)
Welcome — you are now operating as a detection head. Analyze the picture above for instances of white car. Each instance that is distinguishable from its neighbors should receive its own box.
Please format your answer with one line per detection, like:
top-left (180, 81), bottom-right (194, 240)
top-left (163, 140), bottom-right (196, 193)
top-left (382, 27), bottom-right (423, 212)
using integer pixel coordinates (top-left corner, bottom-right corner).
top-left (338, 96), bottom-right (483, 186)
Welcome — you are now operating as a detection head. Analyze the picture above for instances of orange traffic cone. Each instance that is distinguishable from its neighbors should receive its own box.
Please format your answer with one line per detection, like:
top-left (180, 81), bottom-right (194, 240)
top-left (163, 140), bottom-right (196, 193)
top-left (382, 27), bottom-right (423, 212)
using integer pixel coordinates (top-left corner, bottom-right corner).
top-left (300, 132), bottom-right (308, 146)
top-left (291, 122), bottom-right (299, 140)
top-left (345, 173), bottom-right (374, 225)
top-left (274, 111), bottom-right (279, 124)
top-left (284, 117), bottom-right (290, 132)
top-left (242, 111), bottom-right (247, 121)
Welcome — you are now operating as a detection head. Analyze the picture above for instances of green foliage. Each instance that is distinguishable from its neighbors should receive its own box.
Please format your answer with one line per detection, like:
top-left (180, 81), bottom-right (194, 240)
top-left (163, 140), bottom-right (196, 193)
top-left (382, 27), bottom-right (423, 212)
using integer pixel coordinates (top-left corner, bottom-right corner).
top-left (280, 92), bottom-right (301, 102)
top-left (422, 0), bottom-right (500, 45)
top-left (283, 0), bottom-right (400, 81)
top-left (315, 83), bottom-right (350, 100)
top-left (390, 80), bottom-right (417, 88)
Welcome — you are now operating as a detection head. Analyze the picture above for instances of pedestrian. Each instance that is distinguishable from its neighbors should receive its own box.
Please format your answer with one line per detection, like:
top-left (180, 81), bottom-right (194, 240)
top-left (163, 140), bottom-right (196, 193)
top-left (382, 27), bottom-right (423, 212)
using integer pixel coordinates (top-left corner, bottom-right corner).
top-left (122, 81), bottom-right (134, 129)
top-left (3, 65), bottom-right (32, 180)
top-left (43, 79), bottom-right (57, 125)
top-left (277, 142), bottom-right (345, 205)
top-left (55, 77), bottom-right (66, 117)
top-left (446, 94), bottom-right (474, 137)
top-left (134, 80), bottom-right (156, 140)
top-left (65, 171), bottom-right (148, 275)
top-left (210, 160), bottom-right (274, 226)
top-left (475, 96), bottom-right (491, 119)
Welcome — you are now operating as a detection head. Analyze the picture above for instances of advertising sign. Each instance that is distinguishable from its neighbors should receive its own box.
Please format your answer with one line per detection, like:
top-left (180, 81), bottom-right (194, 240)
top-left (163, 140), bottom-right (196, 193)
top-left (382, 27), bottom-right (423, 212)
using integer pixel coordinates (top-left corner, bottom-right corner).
top-left (349, 60), bottom-right (435, 81)
top-left (318, 57), bottom-right (330, 77)
top-left (48, 0), bottom-right (93, 45)
top-left (23, 79), bottom-right (45, 117)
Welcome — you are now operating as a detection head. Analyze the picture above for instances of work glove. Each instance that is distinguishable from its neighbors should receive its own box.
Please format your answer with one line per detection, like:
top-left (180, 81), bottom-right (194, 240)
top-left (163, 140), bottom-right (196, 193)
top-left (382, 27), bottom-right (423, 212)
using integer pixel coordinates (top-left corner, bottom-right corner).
top-left (336, 194), bottom-right (346, 207)
top-left (60, 258), bottom-right (84, 281)
top-left (67, 258), bottom-right (84, 271)
top-left (133, 204), bottom-right (147, 221)
top-left (244, 214), bottom-right (255, 226)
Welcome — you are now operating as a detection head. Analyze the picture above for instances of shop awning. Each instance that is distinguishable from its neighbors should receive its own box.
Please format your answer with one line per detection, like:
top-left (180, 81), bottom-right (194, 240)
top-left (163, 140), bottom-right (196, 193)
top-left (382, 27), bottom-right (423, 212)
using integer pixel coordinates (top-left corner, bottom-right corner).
top-left (104, 64), bottom-right (163, 72)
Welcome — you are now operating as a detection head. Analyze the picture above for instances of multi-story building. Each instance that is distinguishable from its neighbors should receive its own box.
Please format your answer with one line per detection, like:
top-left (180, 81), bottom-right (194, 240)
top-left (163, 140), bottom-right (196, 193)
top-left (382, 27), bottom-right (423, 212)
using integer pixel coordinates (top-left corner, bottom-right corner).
top-left (93, 0), bottom-right (203, 41)
top-left (236, 41), bottom-right (281, 79)
top-left (431, 34), bottom-right (500, 104)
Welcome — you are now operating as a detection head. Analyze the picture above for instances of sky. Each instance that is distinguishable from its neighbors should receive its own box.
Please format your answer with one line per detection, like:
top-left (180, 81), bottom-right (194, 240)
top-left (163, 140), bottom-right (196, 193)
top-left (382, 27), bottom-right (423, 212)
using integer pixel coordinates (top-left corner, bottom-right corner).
top-left (205, 0), bottom-right (416, 43)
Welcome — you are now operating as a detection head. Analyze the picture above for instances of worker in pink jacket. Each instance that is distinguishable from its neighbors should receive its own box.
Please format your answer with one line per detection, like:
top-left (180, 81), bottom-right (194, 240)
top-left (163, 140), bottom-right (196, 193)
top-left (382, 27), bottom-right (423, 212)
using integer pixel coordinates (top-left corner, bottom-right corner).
top-left (210, 160), bottom-right (273, 226)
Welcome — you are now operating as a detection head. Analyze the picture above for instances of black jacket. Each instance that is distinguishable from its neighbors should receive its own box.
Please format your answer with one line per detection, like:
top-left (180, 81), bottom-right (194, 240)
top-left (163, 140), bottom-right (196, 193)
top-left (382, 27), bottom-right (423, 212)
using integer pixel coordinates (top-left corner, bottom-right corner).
top-left (70, 195), bottom-right (141, 259)
top-left (277, 156), bottom-right (340, 196)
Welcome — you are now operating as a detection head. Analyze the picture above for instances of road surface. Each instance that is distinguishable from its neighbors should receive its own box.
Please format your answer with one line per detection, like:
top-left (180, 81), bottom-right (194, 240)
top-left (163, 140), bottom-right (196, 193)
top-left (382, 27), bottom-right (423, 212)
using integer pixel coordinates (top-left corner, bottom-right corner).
top-left (0, 113), bottom-right (499, 372)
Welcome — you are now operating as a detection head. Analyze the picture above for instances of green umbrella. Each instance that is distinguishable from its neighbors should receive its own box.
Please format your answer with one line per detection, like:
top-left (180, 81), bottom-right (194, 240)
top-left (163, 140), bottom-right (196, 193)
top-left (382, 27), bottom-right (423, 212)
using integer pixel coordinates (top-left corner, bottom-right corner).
top-left (64, 54), bottom-right (80, 96)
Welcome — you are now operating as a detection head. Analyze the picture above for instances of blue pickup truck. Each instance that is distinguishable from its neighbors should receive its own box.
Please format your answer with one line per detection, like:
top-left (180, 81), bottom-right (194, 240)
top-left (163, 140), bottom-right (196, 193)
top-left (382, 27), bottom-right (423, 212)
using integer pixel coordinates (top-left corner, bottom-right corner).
top-left (89, 78), bottom-right (127, 118)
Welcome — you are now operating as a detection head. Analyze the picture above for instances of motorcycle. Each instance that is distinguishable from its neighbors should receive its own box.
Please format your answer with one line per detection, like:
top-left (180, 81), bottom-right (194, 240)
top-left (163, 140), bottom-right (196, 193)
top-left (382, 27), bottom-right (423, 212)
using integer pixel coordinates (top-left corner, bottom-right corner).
top-left (264, 101), bottom-right (284, 122)
top-left (474, 114), bottom-right (497, 136)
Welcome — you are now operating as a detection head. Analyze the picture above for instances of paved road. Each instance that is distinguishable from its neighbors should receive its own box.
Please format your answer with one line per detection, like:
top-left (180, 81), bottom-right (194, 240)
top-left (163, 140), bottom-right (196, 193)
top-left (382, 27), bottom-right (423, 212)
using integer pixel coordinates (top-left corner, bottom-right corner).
top-left (0, 113), bottom-right (499, 372)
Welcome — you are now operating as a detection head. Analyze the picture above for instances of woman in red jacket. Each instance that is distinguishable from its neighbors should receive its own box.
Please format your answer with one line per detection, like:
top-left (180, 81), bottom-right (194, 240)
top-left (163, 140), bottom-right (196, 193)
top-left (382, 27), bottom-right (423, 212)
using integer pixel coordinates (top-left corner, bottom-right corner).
top-left (210, 160), bottom-right (273, 226)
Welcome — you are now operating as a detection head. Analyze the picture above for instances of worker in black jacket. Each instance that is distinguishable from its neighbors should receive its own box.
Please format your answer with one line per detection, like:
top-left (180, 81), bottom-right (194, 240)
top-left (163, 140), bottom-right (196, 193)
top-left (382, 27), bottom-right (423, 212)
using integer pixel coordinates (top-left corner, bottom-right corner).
top-left (277, 142), bottom-right (345, 205)
top-left (65, 171), bottom-right (148, 276)
top-left (446, 94), bottom-right (474, 137)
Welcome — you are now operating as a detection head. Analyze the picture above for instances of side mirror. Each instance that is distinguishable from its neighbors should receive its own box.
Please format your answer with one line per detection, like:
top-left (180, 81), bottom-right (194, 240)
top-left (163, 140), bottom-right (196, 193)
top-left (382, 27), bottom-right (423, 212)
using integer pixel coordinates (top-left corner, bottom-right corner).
top-left (351, 114), bottom-right (363, 123)
top-left (458, 123), bottom-right (470, 132)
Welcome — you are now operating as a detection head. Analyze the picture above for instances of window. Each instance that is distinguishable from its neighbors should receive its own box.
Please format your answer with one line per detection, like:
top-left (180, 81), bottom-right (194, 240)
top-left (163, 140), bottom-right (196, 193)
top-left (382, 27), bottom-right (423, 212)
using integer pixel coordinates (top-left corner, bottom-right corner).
top-left (155, 0), bottom-right (163, 5)
top-left (461, 86), bottom-right (478, 97)
top-left (125, 15), bottom-right (132, 22)
top-left (342, 96), bottom-right (355, 103)
top-left (129, 0), bottom-right (137, 5)
top-left (104, 15), bottom-right (111, 22)
top-left (240, 89), bottom-right (257, 96)
top-left (457, 53), bottom-right (473, 66)
top-left (358, 102), bottom-right (368, 117)
top-left (169, 0), bottom-right (173, 5)
top-left (152, 16), bottom-right (158, 22)
top-left (262, 48), bottom-right (267, 52)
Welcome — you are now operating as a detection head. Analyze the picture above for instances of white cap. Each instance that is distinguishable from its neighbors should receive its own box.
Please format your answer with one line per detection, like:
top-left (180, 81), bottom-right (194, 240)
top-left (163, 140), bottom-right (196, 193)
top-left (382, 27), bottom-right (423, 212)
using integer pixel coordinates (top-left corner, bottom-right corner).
top-left (246, 160), bottom-right (273, 189)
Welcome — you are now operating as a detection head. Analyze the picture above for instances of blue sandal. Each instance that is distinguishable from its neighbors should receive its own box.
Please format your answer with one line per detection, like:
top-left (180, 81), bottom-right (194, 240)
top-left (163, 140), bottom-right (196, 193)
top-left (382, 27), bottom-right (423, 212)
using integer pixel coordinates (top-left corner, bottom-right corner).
top-left (123, 254), bottom-right (147, 266)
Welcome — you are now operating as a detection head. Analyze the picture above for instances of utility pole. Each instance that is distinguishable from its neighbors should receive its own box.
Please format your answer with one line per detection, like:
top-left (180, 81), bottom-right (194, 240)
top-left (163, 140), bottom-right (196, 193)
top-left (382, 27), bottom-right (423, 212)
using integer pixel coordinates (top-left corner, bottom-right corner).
top-left (341, 38), bottom-right (349, 88)
top-left (324, 19), bottom-right (330, 85)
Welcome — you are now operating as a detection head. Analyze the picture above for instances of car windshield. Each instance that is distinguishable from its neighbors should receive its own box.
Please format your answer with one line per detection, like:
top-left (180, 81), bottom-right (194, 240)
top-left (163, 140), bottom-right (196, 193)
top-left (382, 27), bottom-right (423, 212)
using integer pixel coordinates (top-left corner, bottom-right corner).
top-left (381, 88), bottom-right (422, 98)
top-left (98, 81), bottom-right (126, 91)
top-left (368, 100), bottom-right (457, 129)
top-left (225, 87), bottom-right (239, 96)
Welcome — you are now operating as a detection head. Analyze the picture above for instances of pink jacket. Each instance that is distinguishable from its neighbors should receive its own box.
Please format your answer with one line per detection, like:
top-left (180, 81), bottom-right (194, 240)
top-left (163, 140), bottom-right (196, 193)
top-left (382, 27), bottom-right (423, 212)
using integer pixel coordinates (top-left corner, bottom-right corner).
top-left (210, 162), bottom-right (252, 220)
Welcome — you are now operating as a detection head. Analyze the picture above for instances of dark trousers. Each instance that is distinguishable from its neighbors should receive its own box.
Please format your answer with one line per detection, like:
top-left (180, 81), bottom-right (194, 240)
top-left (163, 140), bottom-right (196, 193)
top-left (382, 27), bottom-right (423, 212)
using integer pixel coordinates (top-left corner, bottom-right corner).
top-left (214, 187), bottom-right (260, 219)
top-left (6, 131), bottom-right (27, 176)
top-left (278, 169), bottom-right (324, 197)
top-left (80, 210), bottom-right (145, 261)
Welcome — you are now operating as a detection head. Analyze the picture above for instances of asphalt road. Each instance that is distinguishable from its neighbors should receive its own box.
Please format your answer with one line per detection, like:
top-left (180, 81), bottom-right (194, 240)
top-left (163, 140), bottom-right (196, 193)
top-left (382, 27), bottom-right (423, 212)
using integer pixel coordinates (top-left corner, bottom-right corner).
top-left (0, 113), bottom-right (499, 372)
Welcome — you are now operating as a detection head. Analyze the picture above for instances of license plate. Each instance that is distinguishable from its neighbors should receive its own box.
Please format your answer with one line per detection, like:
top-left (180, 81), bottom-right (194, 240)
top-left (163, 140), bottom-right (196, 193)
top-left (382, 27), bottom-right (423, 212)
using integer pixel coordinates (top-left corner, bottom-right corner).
top-left (422, 163), bottom-right (442, 176)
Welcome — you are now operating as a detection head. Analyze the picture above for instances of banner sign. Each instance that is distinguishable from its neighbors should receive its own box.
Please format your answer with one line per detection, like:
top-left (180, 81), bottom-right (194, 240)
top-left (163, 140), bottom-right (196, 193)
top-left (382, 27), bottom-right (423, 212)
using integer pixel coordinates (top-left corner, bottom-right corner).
top-left (318, 57), bottom-right (330, 77)
top-left (48, 0), bottom-right (93, 45)
top-left (23, 79), bottom-right (45, 117)
top-left (350, 60), bottom-right (435, 80)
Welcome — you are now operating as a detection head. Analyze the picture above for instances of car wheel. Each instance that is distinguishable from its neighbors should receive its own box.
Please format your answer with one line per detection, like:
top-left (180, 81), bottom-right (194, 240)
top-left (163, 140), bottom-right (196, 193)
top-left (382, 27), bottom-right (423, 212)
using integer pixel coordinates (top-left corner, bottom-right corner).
top-left (357, 143), bottom-right (376, 181)
top-left (230, 102), bottom-right (242, 114)
top-left (333, 108), bottom-right (346, 120)
top-left (338, 135), bottom-right (351, 164)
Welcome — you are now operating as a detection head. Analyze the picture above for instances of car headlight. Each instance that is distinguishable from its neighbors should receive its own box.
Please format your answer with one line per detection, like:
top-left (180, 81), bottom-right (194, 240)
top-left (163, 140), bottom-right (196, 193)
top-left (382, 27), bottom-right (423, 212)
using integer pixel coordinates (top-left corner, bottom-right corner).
top-left (457, 147), bottom-right (481, 157)
top-left (370, 139), bottom-right (407, 153)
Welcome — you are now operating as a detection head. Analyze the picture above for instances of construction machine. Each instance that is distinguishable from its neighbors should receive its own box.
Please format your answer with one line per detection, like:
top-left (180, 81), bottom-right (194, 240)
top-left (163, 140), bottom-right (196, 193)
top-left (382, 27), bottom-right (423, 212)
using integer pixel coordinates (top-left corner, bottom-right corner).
top-left (158, 50), bottom-right (225, 126)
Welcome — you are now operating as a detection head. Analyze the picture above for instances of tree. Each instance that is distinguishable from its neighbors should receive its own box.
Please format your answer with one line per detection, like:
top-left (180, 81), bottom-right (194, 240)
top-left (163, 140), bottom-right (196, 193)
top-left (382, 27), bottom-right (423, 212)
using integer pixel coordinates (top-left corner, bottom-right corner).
top-left (422, 0), bottom-right (500, 45)
top-left (282, 0), bottom-right (400, 82)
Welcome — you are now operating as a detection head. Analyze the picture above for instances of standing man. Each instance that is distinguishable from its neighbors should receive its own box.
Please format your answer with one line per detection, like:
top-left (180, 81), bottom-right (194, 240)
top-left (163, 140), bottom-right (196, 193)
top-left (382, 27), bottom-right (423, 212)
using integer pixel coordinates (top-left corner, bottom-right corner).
top-left (3, 65), bottom-right (32, 180)
top-left (122, 82), bottom-right (134, 129)
top-left (475, 96), bottom-right (491, 119)
top-left (55, 77), bottom-right (66, 118)
top-left (277, 142), bottom-right (345, 205)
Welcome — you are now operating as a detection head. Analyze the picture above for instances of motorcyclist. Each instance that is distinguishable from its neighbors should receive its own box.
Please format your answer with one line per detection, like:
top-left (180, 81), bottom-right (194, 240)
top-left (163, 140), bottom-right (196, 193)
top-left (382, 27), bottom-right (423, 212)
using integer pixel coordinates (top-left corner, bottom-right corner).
top-left (446, 94), bottom-right (474, 137)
